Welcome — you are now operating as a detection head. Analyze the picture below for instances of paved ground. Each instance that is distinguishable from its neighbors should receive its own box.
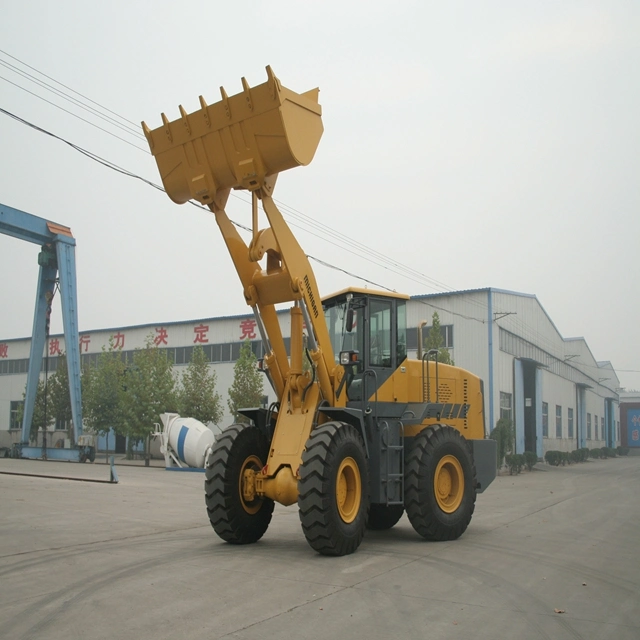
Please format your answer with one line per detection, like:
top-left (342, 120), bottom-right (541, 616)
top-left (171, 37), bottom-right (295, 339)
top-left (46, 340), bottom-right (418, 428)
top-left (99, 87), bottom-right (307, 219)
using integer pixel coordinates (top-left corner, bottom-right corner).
top-left (1, 455), bottom-right (638, 640)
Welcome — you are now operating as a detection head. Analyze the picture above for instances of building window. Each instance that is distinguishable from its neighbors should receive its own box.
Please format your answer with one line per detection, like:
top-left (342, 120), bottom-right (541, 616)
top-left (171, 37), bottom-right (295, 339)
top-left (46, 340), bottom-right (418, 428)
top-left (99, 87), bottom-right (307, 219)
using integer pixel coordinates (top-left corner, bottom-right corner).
top-left (556, 405), bottom-right (562, 438)
top-left (595, 415), bottom-right (599, 440)
top-left (568, 407), bottom-right (574, 439)
top-left (407, 323), bottom-right (454, 350)
top-left (10, 400), bottom-right (24, 430)
top-left (601, 416), bottom-right (605, 441)
top-left (500, 392), bottom-right (512, 422)
top-left (587, 413), bottom-right (592, 439)
top-left (542, 402), bottom-right (549, 437)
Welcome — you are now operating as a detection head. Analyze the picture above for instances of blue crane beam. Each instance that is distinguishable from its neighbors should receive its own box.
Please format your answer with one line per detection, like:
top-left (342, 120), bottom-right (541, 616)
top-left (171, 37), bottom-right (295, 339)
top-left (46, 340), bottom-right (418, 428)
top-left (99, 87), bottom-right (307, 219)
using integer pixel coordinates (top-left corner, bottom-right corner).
top-left (0, 203), bottom-right (83, 448)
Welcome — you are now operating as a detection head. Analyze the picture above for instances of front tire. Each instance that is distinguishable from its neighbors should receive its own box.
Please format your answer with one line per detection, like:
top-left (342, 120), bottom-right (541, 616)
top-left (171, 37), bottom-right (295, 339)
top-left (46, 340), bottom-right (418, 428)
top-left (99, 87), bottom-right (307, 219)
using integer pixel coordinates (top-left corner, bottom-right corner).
top-left (405, 424), bottom-right (476, 541)
top-left (205, 424), bottom-right (274, 545)
top-left (298, 422), bottom-right (369, 556)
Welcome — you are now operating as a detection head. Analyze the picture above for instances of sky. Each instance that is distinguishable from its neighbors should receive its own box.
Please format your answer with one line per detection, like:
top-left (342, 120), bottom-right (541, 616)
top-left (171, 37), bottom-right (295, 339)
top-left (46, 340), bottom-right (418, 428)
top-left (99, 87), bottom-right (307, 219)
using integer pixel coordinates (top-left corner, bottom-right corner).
top-left (0, 1), bottom-right (638, 390)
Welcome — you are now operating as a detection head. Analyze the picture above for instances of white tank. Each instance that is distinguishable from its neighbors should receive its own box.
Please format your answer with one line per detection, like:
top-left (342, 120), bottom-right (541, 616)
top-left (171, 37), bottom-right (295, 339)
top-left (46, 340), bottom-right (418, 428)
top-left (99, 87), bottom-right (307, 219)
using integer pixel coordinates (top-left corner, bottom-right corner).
top-left (160, 413), bottom-right (215, 468)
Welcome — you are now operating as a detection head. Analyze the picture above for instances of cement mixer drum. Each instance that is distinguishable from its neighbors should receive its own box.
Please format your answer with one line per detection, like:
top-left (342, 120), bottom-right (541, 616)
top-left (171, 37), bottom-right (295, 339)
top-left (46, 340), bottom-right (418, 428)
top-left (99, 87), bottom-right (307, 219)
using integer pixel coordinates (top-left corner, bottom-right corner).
top-left (160, 413), bottom-right (215, 468)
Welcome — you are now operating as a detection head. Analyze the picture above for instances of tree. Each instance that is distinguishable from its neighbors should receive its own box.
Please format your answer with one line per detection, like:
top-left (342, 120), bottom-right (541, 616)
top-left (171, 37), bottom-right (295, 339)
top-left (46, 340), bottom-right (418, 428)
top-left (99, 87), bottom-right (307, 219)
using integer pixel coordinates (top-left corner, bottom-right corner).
top-left (179, 345), bottom-right (223, 425)
top-left (82, 338), bottom-right (127, 447)
top-left (20, 378), bottom-right (52, 443)
top-left (490, 418), bottom-right (514, 470)
top-left (122, 335), bottom-right (178, 458)
top-left (227, 340), bottom-right (264, 423)
top-left (48, 353), bottom-right (74, 442)
top-left (424, 311), bottom-right (453, 365)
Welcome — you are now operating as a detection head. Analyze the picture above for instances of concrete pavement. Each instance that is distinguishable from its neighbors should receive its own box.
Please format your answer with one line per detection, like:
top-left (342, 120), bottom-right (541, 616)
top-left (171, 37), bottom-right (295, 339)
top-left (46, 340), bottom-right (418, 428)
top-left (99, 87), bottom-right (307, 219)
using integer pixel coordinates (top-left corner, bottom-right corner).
top-left (1, 455), bottom-right (638, 639)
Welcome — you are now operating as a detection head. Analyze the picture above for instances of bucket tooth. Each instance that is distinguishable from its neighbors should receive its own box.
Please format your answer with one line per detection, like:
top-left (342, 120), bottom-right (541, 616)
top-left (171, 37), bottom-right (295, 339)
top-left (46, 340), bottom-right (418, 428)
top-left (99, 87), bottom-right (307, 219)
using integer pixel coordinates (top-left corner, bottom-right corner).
top-left (241, 77), bottom-right (253, 111)
top-left (160, 112), bottom-right (172, 143)
top-left (199, 96), bottom-right (211, 128)
top-left (141, 121), bottom-right (153, 149)
top-left (265, 65), bottom-right (278, 100)
top-left (178, 105), bottom-right (190, 135)
top-left (220, 86), bottom-right (231, 119)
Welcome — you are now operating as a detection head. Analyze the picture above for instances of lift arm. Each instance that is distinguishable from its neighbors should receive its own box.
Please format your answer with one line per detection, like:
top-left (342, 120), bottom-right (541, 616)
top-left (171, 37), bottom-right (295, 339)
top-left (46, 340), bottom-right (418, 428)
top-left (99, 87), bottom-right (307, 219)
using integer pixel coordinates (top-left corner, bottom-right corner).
top-left (143, 68), bottom-right (348, 503)
top-left (142, 66), bottom-right (343, 407)
top-left (0, 203), bottom-right (83, 444)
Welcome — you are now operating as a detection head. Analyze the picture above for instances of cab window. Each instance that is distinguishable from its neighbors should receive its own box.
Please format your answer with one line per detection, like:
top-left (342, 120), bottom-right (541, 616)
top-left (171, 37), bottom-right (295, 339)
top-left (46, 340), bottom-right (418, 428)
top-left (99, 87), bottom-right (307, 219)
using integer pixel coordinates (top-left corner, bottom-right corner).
top-left (369, 299), bottom-right (392, 367)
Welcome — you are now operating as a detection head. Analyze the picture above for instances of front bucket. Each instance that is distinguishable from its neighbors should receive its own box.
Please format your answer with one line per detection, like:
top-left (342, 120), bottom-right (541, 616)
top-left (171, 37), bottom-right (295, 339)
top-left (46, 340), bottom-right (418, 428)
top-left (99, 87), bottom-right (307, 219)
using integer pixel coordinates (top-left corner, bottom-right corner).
top-left (142, 66), bottom-right (323, 207)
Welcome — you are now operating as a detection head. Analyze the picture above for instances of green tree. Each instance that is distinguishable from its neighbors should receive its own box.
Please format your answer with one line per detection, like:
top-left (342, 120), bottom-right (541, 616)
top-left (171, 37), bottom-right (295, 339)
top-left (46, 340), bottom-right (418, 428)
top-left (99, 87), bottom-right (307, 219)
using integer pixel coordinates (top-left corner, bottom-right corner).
top-left (227, 340), bottom-right (264, 423)
top-left (122, 335), bottom-right (178, 458)
top-left (48, 353), bottom-right (74, 442)
top-left (19, 378), bottom-right (52, 443)
top-left (82, 338), bottom-right (127, 448)
top-left (490, 418), bottom-right (514, 470)
top-left (179, 345), bottom-right (223, 425)
top-left (424, 311), bottom-right (453, 365)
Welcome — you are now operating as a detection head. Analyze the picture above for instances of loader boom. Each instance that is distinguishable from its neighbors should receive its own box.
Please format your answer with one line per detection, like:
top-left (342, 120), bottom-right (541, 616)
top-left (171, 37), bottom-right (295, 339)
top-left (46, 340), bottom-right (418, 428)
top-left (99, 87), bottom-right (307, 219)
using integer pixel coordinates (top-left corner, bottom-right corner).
top-left (143, 67), bottom-right (346, 505)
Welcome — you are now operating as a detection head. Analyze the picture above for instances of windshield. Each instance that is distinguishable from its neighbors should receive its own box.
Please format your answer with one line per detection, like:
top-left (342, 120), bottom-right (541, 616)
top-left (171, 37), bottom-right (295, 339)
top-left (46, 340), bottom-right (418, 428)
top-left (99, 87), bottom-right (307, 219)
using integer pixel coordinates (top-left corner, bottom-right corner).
top-left (323, 299), bottom-right (362, 363)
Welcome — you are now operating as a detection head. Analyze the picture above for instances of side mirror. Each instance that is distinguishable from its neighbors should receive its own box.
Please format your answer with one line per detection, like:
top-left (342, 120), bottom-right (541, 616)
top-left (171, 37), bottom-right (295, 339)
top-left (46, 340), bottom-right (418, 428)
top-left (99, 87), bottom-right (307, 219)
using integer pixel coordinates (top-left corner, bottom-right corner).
top-left (345, 308), bottom-right (354, 333)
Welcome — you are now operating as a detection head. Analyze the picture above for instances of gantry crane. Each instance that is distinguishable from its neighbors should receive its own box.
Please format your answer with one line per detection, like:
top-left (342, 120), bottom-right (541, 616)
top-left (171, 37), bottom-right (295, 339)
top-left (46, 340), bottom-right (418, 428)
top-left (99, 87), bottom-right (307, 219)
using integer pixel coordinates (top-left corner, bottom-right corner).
top-left (0, 203), bottom-right (94, 461)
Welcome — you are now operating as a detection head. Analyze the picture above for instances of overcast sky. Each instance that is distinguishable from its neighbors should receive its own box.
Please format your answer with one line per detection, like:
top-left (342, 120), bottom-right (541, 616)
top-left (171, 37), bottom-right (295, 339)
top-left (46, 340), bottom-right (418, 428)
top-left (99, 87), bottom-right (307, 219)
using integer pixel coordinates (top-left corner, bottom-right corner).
top-left (1, 1), bottom-right (638, 389)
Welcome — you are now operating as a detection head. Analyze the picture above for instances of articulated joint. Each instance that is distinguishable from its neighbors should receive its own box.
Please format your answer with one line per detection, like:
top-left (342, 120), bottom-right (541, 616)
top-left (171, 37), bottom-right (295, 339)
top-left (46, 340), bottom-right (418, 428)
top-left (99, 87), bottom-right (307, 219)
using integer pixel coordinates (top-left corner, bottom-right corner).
top-left (255, 466), bottom-right (299, 506)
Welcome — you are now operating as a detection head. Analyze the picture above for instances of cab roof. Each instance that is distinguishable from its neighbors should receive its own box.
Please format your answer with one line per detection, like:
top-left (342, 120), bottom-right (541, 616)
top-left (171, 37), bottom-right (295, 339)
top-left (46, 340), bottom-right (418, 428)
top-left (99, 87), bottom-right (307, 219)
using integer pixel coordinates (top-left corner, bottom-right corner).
top-left (322, 286), bottom-right (410, 302)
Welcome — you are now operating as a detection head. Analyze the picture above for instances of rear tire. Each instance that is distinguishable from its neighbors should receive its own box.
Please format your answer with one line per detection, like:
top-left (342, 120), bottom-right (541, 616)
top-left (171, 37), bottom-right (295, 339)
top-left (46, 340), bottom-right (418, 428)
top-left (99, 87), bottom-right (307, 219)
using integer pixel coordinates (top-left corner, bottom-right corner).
top-left (205, 423), bottom-right (274, 545)
top-left (298, 422), bottom-right (369, 556)
top-left (367, 504), bottom-right (404, 530)
top-left (405, 424), bottom-right (476, 541)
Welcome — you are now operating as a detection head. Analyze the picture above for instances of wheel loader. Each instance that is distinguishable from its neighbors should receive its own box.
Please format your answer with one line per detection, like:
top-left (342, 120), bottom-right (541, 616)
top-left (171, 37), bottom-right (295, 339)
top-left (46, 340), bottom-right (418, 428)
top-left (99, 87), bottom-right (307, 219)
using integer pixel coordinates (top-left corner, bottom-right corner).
top-left (142, 67), bottom-right (496, 556)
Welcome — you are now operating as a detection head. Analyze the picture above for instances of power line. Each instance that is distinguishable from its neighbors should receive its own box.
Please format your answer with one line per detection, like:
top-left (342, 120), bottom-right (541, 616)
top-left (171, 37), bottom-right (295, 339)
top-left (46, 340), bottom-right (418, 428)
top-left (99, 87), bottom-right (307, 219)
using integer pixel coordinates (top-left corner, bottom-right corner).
top-left (0, 48), bottom-right (476, 298)
top-left (1, 107), bottom-right (634, 382)
top-left (0, 53), bottom-right (629, 375)
top-left (0, 59), bottom-right (145, 142)
top-left (0, 48), bottom-right (140, 130)
top-left (0, 75), bottom-right (150, 153)
top-left (0, 106), bottom-right (402, 294)
top-left (0, 107), bottom-right (161, 189)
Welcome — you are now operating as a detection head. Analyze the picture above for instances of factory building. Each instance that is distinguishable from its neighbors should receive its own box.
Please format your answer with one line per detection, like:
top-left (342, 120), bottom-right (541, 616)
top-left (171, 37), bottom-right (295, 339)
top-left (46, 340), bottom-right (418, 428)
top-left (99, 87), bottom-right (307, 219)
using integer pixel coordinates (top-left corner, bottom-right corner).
top-left (0, 287), bottom-right (621, 457)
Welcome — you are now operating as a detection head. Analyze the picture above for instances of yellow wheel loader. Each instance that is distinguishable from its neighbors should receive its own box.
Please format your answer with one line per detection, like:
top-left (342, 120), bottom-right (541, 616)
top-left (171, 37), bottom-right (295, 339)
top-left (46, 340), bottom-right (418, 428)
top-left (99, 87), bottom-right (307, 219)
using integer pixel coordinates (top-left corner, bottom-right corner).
top-left (143, 67), bottom-right (496, 556)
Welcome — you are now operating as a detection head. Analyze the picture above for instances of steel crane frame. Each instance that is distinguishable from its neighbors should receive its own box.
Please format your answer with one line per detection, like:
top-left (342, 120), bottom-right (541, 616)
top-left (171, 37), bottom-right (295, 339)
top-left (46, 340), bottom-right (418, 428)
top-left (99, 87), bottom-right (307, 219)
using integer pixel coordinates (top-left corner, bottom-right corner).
top-left (1, 202), bottom-right (91, 462)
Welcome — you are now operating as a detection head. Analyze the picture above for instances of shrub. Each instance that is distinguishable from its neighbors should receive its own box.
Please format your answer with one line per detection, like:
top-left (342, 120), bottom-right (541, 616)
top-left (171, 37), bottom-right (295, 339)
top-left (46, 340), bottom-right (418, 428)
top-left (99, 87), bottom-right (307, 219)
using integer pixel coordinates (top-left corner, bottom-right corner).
top-left (505, 453), bottom-right (524, 475)
top-left (523, 450), bottom-right (538, 471)
top-left (589, 448), bottom-right (602, 459)
top-left (601, 447), bottom-right (617, 458)
top-left (545, 450), bottom-right (561, 466)
top-left (569, 449), bottom-right (582, 464)
top-left (490, 418), bottom-right (514, 470)
top-left (617, 446), bottom-right (629, 456)
top-left (580, 447), bottom-right (591, 462)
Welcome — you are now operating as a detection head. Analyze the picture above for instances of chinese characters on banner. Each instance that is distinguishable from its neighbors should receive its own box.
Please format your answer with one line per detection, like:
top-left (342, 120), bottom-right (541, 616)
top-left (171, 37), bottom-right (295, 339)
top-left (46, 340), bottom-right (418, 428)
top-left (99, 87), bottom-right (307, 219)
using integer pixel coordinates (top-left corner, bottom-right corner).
top-left (154, 327), bottom-right (168, 345)
top-left (193, 324), bottom-right (209, 344)
top-left (49, 338), bottom-right (62, 356)
top-left (239, 318), bottom-right (257, 340)
top-left (0, 317), bottom-right (261, 362)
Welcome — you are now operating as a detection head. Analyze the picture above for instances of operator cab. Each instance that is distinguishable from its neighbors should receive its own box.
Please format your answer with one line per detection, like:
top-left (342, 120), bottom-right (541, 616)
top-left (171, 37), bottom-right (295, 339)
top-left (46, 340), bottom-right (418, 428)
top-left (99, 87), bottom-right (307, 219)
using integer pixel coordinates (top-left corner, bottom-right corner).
top-left (322, 287), bottom-right (409, 401)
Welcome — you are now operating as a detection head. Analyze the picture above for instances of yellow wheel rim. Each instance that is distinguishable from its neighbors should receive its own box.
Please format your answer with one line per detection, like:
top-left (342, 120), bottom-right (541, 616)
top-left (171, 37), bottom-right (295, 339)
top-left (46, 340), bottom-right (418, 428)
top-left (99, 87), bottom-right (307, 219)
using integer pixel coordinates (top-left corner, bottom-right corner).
top-left (239, 454), bottom-right (262, 515)
top-left (434, 455), bottom-right (464, 513)
top-left (336, 457), bottom-right (362, 524)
